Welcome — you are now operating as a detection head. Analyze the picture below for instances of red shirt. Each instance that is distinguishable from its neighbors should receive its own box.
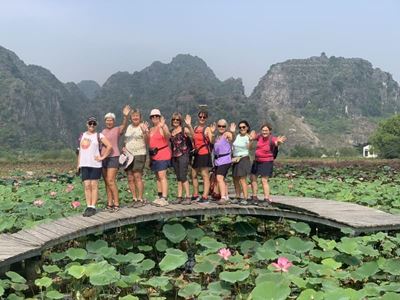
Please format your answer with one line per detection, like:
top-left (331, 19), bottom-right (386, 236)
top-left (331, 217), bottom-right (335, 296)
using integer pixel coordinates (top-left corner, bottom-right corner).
top-left (255, 135), bottom-right (277, 162)
top-left (149, 128), bottom-right (172, 161)
top-left (193, 126), bottom-right (210, 155)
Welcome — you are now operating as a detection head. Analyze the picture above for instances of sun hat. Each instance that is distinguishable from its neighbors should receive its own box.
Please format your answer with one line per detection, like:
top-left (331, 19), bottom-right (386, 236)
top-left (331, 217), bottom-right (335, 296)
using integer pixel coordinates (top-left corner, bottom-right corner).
top-left (119, 150), bottom-right (134, 169)
top-left (150, 109), bottom-right (161, 117)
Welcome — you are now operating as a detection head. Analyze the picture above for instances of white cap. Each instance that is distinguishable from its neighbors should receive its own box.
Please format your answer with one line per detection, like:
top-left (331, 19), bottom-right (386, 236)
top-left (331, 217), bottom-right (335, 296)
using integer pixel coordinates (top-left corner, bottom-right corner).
top-left (149, 108), bottom-right (161, 117)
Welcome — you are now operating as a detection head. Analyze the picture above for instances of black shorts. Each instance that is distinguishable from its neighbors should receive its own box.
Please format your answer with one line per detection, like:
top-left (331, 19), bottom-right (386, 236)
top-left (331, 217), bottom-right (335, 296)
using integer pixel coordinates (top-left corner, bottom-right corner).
top-left (215, 163), bottom-right (231, 177)
top-left (102, 156), bottom-right (119, 168)
top-left (232, 156), bottom-right (251, 177)
top-left (193, 153), bottom-right (213, 169)
top-left (251, 161), bottom-right (273, 177)
top-left (172, 153), bottom-right (189, 182)
top-left (81, 167), bottom-right (102, 181)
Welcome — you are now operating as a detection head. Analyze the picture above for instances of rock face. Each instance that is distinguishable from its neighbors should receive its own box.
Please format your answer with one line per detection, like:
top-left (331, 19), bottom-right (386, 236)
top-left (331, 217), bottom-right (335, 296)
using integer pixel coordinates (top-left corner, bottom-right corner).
top-left (250, 53), bottom-right (400, 148)
top-left (77, 80), bottom-right (101, 100)
top-left (95, 54), bottom-right (254, 123)
top-left (0, 46), bottom-right (88, 150)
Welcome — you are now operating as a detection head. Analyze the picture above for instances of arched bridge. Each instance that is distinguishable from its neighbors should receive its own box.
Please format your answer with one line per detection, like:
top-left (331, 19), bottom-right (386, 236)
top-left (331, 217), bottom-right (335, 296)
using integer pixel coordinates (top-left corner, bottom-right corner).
top-left (1, 195), bottom-right (400, 268)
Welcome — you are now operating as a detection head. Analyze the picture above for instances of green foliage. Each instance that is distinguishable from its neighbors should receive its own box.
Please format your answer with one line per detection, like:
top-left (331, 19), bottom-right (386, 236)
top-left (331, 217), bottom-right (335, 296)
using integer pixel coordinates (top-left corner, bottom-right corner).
top-left (370, 114), bottom-right (400, 158)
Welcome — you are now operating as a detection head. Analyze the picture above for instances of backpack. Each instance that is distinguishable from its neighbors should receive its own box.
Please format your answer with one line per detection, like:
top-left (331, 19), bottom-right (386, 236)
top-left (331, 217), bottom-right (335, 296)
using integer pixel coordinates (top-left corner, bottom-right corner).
top-left (76, 132), bottom-right (102, 155)
top-left (269, 136), bottom-right (279, 159)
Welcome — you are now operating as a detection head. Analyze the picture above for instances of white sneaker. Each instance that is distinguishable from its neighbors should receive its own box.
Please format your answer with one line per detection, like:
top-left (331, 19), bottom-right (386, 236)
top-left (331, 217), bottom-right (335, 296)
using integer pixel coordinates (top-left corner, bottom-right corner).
top-left (153, 197), bottom-right (169, 207)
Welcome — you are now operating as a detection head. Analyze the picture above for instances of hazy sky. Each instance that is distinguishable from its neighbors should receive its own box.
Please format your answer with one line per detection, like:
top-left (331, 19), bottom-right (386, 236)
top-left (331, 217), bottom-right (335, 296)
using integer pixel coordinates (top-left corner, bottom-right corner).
top-left (1, 0), bottom-right (399, 95)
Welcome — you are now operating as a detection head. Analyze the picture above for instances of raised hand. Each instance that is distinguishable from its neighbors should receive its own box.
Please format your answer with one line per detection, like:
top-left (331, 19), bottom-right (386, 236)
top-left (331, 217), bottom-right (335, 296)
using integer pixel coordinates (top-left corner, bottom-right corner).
top-left (229, 122), bottom-right (236, 133)
top-left (184, 114), bottom-right (192, 127)
top-left (122, 105), bottom-right (131, 117)
top-left (249, 130), bottom-right (257, 140)
top-left (209, 122), bottom-right (216, 134)
top-left (159, 116), bottom-right (166, 128)
top-left (140, 121), bottom-right (149, 133)
top-left (277, 136), bottom-right (287, 144)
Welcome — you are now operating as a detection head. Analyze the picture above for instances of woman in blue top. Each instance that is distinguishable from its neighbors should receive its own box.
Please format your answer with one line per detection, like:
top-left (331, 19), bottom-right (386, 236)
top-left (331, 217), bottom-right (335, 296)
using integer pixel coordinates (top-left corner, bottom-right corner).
top-left (231, 120), bottom-right (254, 203)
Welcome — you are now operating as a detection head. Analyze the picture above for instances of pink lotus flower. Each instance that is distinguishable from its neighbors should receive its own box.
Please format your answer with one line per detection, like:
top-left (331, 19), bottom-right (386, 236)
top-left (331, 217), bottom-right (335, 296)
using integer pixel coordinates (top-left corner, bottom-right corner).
top-left (271, 257), bottom-right (293, 272)
top-left (71, 201), bottom-right (81, 208)
top-left (65, 184), bottom-right (74, 193)
top-left (33, 199), bottom-right (44, 207)
top-left (218, 248), bottom-right (232, 261)
top-left (50, 191), bottom-right (57, 197)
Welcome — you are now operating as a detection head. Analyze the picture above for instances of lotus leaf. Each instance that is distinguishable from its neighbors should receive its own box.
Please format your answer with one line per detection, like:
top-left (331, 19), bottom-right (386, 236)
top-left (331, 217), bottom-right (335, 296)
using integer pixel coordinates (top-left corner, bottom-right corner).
top-left (323, 287), bottom-right (361, 300)
top-left (197, 237), bottom-right (225, 252)
top-left (313, 237), bottom-right (337, 251)
top-left (219, 270), bottom-right (249, 283)
top-left (322, 258), bottom-right (342, 270)
top-left (351, 261), bottom-right (379, 281)
top-left (66, 248), bottom-right (87, 260)
top-left (119, 295), bottom-right (139, 300)
top-left (336, 238), bottom-right (362, 255)
top-left (155, 239), bottom-right (169, 252)
top-left (297, 289), bottom-right (324, 300)
top-left (186, 228), bottom-right (205, 242)
top-left (178, 282), bottom-right (202, 298)
top-left (380, 292), bottom-right (400, 300)
top-left (125, 252), bottom-right (145, 264)
top-left (206, 281), bottom-right (231, 297)
top-left (250, 281), bottom-right (291, 300)
top-left (193, 260), bottom-right (216, 274)
top-left (378, 258), bottom-right (400, 275)
top-left (0, 286), bottom-right (3, 297)
top-left (285, 236), bottom-right (315, 253)
top-left (45, 290), bottom-right (65, 299)
top-left (309, 249), bottom-right (339, 259)
top-left (379, 282), bottom-right (400, 292)
top-left (254, 245), bottom-right (278, 261)
top-left (138, 245), bottom-right (152, 252)
top-left (159, 248), bottom-right (188, 273)
top-left (89, 269), bottom-right (120, 286)
top-left (358, 283), bottom-right (381, 297)
top-left (5, 293), bottom-right (24, 300)
top-left (42, 265), bottom-right (61, 273)
top-left (197, 294), bottom-right (221, 300)
top-left (255, 272), bottom-right (290, 286)
top-left (67, 265), bottom-right (86, 279)
top-left (240, 240), bottom-right (260, 254)
top-left (34, 276), bottom-right (52, 288)
top-left (234, 221), bottom-right (256, 236)
top-left (162, 223), bottom-right (187, 243)
top-left (49, 252), bottom-right (65, 261)
top-left (290, 222), bottom-right (311, 235)
top-left (6, 271), bottom-right (26, 284)
top-left (143, 276), bottom-right (170, 288)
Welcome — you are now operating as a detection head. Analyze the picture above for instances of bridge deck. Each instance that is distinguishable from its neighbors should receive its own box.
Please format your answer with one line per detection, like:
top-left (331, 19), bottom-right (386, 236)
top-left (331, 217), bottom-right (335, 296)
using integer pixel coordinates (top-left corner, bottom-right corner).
top-left (1, 196), bottom-right (400, 268)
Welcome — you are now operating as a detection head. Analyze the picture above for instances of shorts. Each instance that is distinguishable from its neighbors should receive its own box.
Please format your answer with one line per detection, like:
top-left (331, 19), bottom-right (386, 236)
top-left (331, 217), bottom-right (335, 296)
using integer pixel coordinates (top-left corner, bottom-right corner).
top-left (81, 167), bottom-right (102, 181)
top-left (215, 163), bottom-right (231, 177)
top-left (193, 153), bottom-right (213, 169)
top-left (172, 153), bottom-right (189, 182)
top-left (232, 156), bottom-right (251, 177)
top-left (251, 161), bottom-right (274, 177)
top-left (151, 159), bottom-right (171, 172)
top-left (125, 154), bottom-right (146, 172)
top-left (102, 156), bottom-right (119, 168)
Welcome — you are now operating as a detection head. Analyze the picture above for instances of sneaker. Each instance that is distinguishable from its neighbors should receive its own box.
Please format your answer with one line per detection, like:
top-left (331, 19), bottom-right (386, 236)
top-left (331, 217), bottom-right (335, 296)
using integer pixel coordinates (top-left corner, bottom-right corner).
top-left (251, 195), bottom-right (259, 201)
top-left (181, 197), bottom-right (192, 205)
top-left (257, 200), bottom-right (271, 207)
top-left (191, 195), bottom-right (200, 201)
top-left (216, 198), bottom-right (228, 205)
top-left (239, 198), bottom-right (249, 205)
top-left (197, 197), bottom-right (209, 204)
top-left (230, 198), bottom-right (240, 205)
top-left (87, 207), bottom-right (97, 216)
top-left (170, 197), bottom-right (183, 204)
top-left (153, 197), bottom-right (169, 207)
top-left (82, 207), bottom-right (91, 217)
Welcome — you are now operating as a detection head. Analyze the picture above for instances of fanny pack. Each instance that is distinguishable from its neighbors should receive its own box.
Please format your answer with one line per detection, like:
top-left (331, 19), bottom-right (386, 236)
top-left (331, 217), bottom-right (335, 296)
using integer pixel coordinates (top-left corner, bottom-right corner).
top-left (214, 152), bottom-right (231, 160)
top-left (149, 145), bottom-right (168, 156)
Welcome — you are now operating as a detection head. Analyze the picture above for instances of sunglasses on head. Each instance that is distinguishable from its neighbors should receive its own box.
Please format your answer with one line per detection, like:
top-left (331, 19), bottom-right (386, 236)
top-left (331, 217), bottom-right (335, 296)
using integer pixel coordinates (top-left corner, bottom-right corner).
top-left (217, 125), bottom-right (226, 128)
top-left (88, 122), bottom-right (97, 126)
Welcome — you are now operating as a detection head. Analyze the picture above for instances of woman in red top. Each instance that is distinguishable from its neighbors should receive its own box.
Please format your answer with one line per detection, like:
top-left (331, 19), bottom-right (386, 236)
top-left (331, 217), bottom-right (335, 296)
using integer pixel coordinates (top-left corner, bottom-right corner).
top-left (250, 123), bottom-right (286, 206)
top-left (149, 109), bottom-right (172, 205)
top-left (190, 110), bottom-right (213, 203)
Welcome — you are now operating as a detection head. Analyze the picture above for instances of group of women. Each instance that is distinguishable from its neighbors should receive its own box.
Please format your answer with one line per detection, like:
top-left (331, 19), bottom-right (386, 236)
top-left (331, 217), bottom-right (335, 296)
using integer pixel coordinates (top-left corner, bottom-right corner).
top-left (77, 106), bottom-right (286, 217)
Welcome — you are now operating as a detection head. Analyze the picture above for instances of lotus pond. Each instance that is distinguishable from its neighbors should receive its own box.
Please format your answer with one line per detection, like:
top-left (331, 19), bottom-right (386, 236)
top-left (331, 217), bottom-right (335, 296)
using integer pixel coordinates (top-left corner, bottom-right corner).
top-left (1, 162), bottom-right (400, 299)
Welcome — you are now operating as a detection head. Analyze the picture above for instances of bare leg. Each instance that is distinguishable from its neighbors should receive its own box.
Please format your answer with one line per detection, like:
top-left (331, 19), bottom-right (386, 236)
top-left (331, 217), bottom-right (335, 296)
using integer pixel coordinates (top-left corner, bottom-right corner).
top-left (102, 169), bottom-right (112, 206)
top-left (127, 170), bottom-right (137, 200)
top-left (89, 180), bottom-right (99, 206)
top-left (158, 170), bottom-right (168, 198)
top-left (177, 181), bottom-right (183, 198)
top-left (200, 168), bottom-right (210, 197)
top-left (133, 171), bottom-right (144, 200)
top-left (239, 176), bottom-right (248, 199)
top-left (106, 168), bottom-right (119, 206)
top-left (183, 180), bottom-right (190, 198)
top-left (216, 175), bottom-right (227, 198)
top-left (233, 177), bottom-right (241, 198)
top-left (191, 168), bottom-right (199, 196)
top-left (83, 180), bottom-right (92, 206)
top-left (261, 176), bottom-right (270, 199)
top-left (251, 174), bottom-right (258, 197)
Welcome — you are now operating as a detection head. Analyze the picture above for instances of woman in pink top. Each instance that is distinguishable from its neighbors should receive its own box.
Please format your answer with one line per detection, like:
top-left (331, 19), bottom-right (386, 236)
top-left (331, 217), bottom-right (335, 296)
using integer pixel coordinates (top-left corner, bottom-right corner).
top-left (149, 109), bottom-right (171, 205)
top-left (101, 105), bottom-right (131, 212)
top-left (250, 123), bottom-right (286, 206)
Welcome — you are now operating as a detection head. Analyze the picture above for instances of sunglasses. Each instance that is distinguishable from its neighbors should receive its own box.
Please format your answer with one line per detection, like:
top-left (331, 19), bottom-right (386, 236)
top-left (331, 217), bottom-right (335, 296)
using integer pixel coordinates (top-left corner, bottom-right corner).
top-left (172, 118), bottom-right (181, 122)
top-left (217, 125), bottom-right (226, 128)
top-left (150, 115), bottom-right (160, 119)
top-left (239, 126), bottom-right (247, 129)
top-left (198, 115), bottom-right (207, 119)
top-left (88, 122), bottom-right (97, 126)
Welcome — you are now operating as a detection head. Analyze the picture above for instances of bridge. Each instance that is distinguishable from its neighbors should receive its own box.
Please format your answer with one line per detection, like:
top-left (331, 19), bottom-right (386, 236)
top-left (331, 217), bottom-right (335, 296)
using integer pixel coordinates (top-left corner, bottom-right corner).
top-left (1, 195), bottom-right (400, 268)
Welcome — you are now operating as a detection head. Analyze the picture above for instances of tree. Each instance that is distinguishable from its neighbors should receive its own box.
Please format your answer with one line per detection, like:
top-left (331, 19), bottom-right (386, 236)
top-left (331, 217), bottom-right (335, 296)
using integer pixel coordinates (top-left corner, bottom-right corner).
top-left (369, 115), bottom-right (400, 158)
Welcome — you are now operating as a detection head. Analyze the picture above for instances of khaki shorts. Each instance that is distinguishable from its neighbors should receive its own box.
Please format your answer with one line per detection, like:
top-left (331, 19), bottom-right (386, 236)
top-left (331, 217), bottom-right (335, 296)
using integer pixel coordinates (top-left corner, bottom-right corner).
top-left (126, 154), bottom-right (146, 171)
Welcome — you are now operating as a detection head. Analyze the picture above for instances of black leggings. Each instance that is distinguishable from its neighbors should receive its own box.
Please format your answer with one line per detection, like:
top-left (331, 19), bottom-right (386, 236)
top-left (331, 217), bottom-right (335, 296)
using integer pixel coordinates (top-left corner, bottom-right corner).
top-left (172, 153), bottom-right (189, 182)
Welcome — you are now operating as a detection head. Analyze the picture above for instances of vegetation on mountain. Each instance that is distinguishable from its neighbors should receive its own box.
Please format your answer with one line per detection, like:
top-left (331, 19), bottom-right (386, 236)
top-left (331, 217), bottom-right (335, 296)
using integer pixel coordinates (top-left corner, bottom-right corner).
top-left (76, 80), bottom-right (101, 100)
top-left (370, 114), bottom-right (400, 158)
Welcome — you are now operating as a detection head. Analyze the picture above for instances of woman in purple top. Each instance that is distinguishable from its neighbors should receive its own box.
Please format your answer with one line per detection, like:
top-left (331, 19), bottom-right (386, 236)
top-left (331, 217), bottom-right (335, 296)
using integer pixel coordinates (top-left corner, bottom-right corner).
top-left (210, 119), bottom-right (234, 204)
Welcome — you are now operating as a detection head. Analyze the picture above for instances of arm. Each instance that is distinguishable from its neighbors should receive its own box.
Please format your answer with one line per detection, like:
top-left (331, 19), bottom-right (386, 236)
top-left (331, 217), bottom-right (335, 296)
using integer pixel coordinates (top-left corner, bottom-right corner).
top-left (207, 123), bottom-right (216, 143)
top-left (184, 114), bottom-right (194, 137)
top-left (223, 131), bottom-right (233, 142)
top-left (139, 121), bottom-right (150, 144)
top-left (118, 105), bottom-right (131, 134)
top-left (96, 136), bottom-right (112, 161)
top-left (248, 130), bottom-right (257, 150)
top-left (159, 116), bottom-right (171, 139)
top-left (275, 135), bottom-right (287, 145)
top-left (229, 122), bottom-right (236, 140)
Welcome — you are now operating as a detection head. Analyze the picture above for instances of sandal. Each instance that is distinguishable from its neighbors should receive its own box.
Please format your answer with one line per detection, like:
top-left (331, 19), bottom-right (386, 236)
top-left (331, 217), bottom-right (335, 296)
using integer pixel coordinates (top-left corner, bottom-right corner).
top-left (181, 197), bottom-right (192, 205)
top-left (105, 205), bottom-right (114, 212)
top-left (170, 197), bottom-right (183, 204)
top-left (257, 200), bottom-right (271, 207)
top-left (113, 205), bottom-right (120, 212)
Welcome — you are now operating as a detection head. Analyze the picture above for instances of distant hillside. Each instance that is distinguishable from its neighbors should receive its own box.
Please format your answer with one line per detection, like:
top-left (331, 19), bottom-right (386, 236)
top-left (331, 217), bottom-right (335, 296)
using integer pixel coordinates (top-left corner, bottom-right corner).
top-left (77, 80), bottom-right (101, 100)
top-left (95, 54), bottom-right (255, 123)
top-left (250, 53), bottom-right (400, 148)
top-left (0, 45), bottom-right (88, 150)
